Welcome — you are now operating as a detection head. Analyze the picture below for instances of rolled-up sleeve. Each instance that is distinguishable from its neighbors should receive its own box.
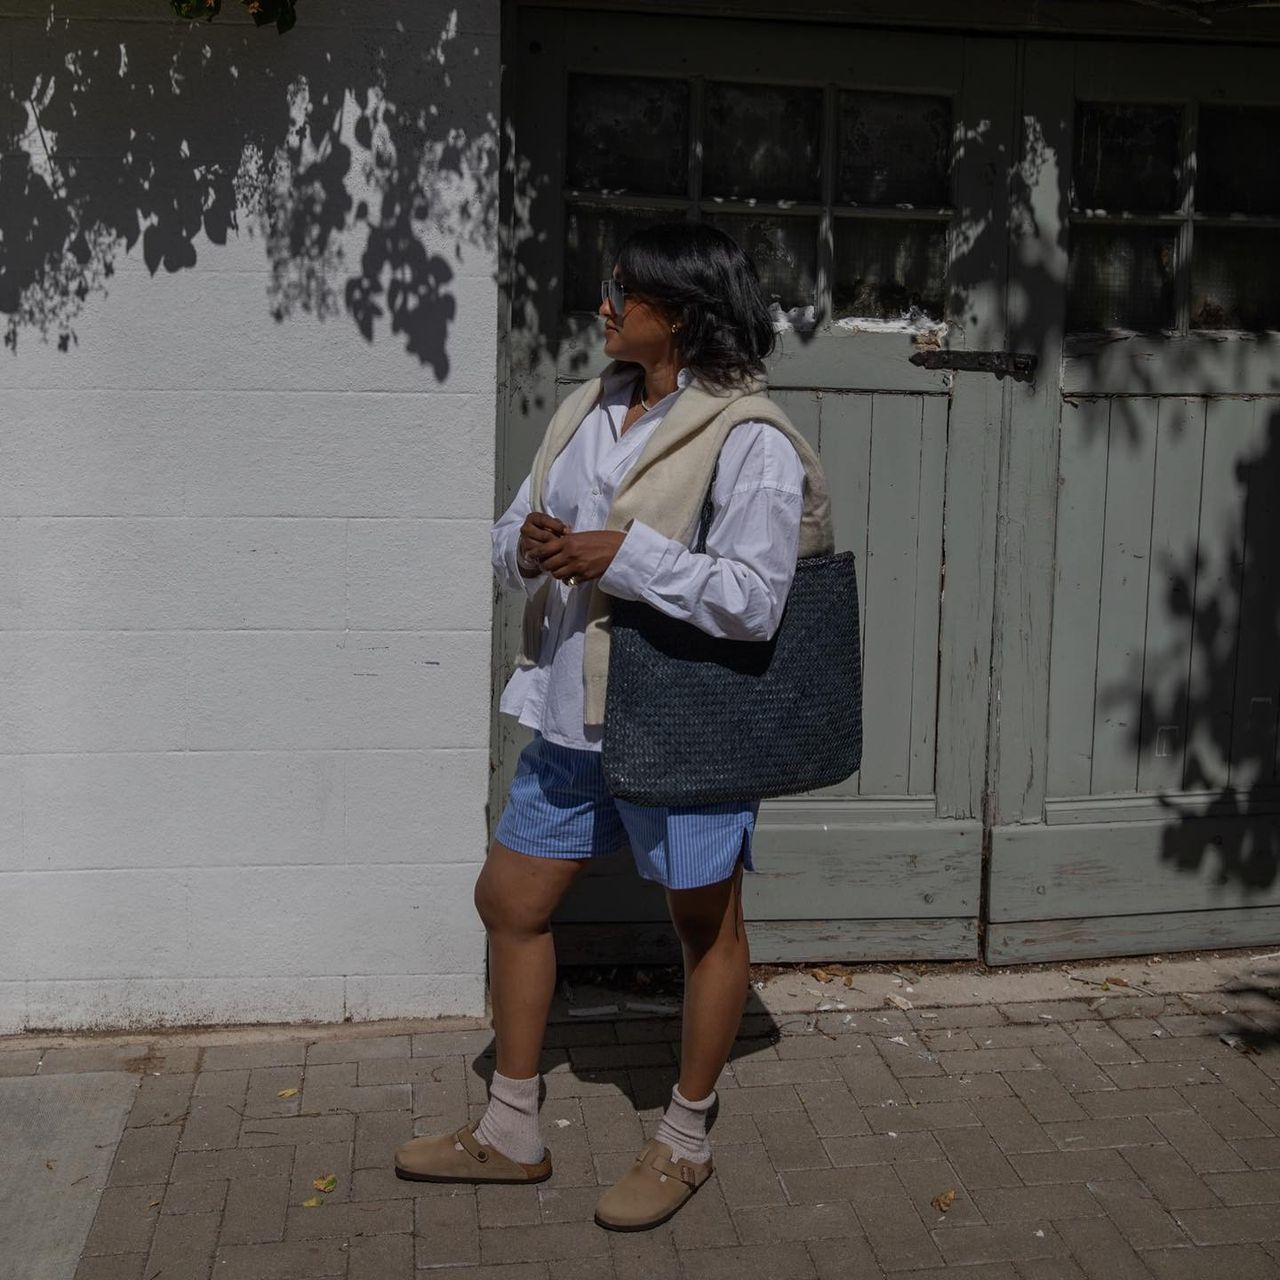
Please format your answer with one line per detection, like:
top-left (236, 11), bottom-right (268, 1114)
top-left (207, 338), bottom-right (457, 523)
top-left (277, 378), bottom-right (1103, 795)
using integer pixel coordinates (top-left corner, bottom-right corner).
top-left (598, 422), bottom-right (805, 641)
top-left (491, 475), bottom-right (549, 597)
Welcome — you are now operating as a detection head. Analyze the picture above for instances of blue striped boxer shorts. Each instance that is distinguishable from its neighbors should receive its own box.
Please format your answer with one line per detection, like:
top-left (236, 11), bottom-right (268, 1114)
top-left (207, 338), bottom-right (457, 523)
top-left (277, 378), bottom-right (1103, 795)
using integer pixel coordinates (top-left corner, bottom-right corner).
top-left (494, 732), bottom-right (759, 891)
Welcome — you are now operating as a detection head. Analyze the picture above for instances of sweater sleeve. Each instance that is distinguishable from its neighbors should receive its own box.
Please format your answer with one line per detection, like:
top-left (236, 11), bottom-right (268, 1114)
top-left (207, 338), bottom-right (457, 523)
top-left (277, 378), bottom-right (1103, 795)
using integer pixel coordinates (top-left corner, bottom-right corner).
top-left (598, 421), bottom-right (805, 641)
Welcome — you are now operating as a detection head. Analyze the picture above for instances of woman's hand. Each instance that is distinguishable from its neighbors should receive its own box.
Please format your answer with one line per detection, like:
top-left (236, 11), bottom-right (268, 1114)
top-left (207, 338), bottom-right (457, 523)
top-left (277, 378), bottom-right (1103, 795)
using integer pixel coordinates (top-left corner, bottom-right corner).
top-left (537, 530), bottom-right (627, 583)
top-left (516, 513), bottom-right (568, 576)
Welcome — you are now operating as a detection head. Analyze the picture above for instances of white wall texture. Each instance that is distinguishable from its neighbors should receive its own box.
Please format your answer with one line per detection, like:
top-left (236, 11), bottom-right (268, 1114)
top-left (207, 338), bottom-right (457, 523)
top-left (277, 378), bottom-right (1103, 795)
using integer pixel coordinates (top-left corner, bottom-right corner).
top-left (0, 1), bottom-right (502, 1032)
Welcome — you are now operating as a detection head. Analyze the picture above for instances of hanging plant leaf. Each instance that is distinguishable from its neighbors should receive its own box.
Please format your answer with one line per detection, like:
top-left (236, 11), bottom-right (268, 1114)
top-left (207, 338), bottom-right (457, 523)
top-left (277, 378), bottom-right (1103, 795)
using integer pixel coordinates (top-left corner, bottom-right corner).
top-left (171, 0), bottom-right (297, 29)
top-left (241, 0), bottom-right (297, 31)
top-left (170, 0), bottom-right (221, 19)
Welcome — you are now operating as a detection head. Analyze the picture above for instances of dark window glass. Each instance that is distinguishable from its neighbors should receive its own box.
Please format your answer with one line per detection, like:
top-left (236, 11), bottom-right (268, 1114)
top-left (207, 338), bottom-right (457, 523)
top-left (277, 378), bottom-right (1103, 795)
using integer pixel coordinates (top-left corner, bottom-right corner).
top-left (833, 219), bottom-right (947, 321)
top-left (1067, 224), bottom-right (1177, 332)
top-left (1073, 103), bottom-right (1182, 213)
top-left (1197, 107), bottom-right (1280, 216)
top-left (837, 91), bottom-right (952, 207)
top-left (703, 82), bottom-right (823, 203)
top-left (564, 205), bottom-right (667, 313)
top-left (1192, 227), bottom-right (1280, 330)
top-left (703, 212), bottom-right (818, 313)
top-left (566, 74), bottom-right (690, 197)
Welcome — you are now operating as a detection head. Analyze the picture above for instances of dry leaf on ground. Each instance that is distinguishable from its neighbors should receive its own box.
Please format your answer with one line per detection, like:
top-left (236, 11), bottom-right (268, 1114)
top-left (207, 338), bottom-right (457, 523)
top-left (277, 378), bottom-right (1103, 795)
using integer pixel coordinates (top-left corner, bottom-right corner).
top-left (276, 1087), bottom-right (299, 1099)
top-left (885, 993), bottom-right (913, 1012)
top-left (302, 1196), bottom-right (324, 1208)
top-left (930, 1188), bottom-right (957, 1213)
top-left (313, 1174), bottom-right (337, 1193)
top-left (1219, 1032), bottom-right (1260, 1055)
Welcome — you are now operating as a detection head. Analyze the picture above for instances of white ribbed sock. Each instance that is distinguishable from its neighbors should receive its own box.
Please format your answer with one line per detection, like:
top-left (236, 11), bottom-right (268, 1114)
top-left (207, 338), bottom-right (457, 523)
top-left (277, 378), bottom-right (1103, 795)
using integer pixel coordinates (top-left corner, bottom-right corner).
top-left (473, 1070), bottom-right (544, 1165)
top-left (654, 1083), bottom-right (715, 1164)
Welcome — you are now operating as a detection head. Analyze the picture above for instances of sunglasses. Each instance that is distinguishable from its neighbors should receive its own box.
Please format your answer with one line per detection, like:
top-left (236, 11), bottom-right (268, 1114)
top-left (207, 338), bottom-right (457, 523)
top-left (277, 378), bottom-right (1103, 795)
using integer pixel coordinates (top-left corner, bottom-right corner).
top-left (600, 277), bottom-right (631, 315)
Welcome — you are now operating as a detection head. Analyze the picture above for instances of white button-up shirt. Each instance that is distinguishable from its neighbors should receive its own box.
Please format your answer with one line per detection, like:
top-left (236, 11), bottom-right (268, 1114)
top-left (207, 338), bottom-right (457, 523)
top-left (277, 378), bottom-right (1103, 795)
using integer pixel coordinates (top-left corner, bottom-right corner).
top-left (492, 363), bottom-right (806, 752)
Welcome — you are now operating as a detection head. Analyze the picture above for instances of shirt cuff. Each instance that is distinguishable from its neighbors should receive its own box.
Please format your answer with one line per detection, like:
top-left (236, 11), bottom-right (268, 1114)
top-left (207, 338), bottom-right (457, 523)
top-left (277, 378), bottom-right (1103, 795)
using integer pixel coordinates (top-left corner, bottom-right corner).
top-left (599, 519), bottom-right (678, 601)
top-left (507, 537), bottom-right (549, 597)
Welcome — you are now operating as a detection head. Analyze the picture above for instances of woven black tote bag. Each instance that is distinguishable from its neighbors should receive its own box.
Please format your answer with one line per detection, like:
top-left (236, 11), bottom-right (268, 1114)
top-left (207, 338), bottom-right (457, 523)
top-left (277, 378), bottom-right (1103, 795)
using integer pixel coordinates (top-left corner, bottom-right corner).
top-left (601, 465), bottom-right (862, 806)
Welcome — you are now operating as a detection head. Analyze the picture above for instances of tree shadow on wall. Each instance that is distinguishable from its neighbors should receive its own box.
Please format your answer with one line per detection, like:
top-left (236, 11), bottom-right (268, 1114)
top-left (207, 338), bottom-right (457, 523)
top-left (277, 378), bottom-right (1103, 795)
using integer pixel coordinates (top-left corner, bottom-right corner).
top-left (1125, 415), bottom-right (1280, 894)
top-left (1, 5), bottom-right (517, 379)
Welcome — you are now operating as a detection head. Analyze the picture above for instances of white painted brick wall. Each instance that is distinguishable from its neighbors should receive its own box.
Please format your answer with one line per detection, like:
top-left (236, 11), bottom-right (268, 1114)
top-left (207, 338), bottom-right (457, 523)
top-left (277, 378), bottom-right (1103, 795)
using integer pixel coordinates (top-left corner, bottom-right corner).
top-left (0, 1), bottom-right (501, 1032)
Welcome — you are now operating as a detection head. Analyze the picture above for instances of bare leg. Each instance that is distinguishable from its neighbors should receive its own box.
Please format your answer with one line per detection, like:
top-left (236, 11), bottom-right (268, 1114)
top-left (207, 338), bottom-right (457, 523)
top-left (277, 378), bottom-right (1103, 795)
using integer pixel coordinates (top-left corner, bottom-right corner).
top-left (473, 840), bottom-right (588, 1079)
top-left (665, 853), bottom-right (749, 1101)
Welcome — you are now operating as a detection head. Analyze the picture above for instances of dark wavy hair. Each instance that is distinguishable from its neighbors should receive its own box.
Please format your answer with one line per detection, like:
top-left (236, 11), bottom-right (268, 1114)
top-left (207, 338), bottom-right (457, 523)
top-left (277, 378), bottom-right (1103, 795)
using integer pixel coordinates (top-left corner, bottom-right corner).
top-left (614, 222), bottom-right (777, 389)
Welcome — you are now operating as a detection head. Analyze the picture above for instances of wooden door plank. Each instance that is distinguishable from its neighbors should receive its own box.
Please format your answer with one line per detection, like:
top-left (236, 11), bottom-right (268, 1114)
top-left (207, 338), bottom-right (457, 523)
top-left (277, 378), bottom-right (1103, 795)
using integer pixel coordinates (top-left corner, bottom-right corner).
top-left (556, 13), bottom-right (970, 87)
top-left (858, 393), bottom-right (925, 795)
top-left (1228, 400), bottom-right (1280, 792)
top-left (1046, 398), bottom-right (1110, 798)
top-left (935, 375), bottom-right (1002, 821)
top-left (928, 33), bottom-right (1015, 822)
top-left (555, 916), bottom-right (977, 965)
top-left (1090, 398), bottom-right (1158, 794)
top-left (556, 821), bottom-right (982, 922)
top-left (1183, 398), bottom-right (1252, 791)
top-left (1075, 41), bottom-right (1280, 100)
top-left (987, 904), bottom-right (1280, 965)
top-left (810, 390), bottom-right (874, 799)
top-left (989, 816), bottom-right (1280, 920)
top-left (524, 1), bottom-right (1280, 45)
top-left (908, 395), bottom-right (948, 797)
top-left (985, 39), bottom-right (1072, 825)
top-left (1065, 342), bottom-right (1280, 399)
top-left (491, 6), bottom-right (571, 822)
top-left (767, 388), bottom-right (822, 454)
top-left (1137, 398), bottom-right (1206, 794)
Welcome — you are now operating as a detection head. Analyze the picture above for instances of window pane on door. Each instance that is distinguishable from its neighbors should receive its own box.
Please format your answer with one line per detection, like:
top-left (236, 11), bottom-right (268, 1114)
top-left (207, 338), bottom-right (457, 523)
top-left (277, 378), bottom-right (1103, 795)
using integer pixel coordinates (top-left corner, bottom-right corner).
top-left (564, 205), bottom-right (666, 313)
top-left (1073, 103), bottom-right (1182, 213)
top-left (1197, 107), bottom-right (1280, 215)
top-left (837, 91), bottom-right (952, 207)
top-left (566, 74), bottom-right (690, 197)
top-left (833, 219), bottom-right (947, 321)
top-left (703, 82), bottom-right (823, 203)
top-left (704, 212), bottom-right (818, 313)
top-left (1192, 227), bottom-right (1280, 330)
top-left (1066, 224), bottom-right (1176, 332)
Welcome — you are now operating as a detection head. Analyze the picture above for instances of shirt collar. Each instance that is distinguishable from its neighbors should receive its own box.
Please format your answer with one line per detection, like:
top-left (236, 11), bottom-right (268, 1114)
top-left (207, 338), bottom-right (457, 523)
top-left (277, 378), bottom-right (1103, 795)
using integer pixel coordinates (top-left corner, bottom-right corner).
top-left (601, 362), bottom-right (694, 398)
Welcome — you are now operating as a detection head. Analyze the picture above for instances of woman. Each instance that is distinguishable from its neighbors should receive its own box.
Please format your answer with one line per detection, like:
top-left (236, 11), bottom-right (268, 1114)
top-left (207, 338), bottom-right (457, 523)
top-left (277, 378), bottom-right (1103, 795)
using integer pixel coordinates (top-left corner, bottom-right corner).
top-left (394, 222), bottom-right (831, 1232)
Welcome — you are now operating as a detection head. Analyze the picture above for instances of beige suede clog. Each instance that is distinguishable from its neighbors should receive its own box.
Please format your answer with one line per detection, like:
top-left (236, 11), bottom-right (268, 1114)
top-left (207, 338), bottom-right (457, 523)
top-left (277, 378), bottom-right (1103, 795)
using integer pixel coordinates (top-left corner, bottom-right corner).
top-left (594, 1138), bottom-right (713, 1231)
top-left (394, 1122), bottom-right (552, 1185)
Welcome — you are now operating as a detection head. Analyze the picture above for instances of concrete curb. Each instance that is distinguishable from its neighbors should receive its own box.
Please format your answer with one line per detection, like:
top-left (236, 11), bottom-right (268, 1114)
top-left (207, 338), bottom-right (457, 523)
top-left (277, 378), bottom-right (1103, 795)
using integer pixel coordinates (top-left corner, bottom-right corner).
top-left (3, 947), bottom-right (1276, 1054)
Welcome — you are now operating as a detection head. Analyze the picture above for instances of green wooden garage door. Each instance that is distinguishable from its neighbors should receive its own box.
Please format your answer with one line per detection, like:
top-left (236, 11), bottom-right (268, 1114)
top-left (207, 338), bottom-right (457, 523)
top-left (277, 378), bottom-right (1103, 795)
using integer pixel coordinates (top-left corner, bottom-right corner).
top-left (497, 9), bottom-right (1280, 963)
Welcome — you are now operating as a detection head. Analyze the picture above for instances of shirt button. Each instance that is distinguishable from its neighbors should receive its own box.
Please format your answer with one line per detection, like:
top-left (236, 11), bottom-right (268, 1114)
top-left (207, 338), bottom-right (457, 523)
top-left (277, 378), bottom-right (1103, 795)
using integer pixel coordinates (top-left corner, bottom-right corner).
top-left (592, 488), bottom-right (600, 496)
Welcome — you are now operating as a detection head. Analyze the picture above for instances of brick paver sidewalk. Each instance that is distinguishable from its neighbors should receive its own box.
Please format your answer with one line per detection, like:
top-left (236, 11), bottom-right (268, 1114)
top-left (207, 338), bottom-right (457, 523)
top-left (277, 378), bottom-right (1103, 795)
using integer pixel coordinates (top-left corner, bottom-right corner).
top-left (12, 979), bottom-right (1280, 1280)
